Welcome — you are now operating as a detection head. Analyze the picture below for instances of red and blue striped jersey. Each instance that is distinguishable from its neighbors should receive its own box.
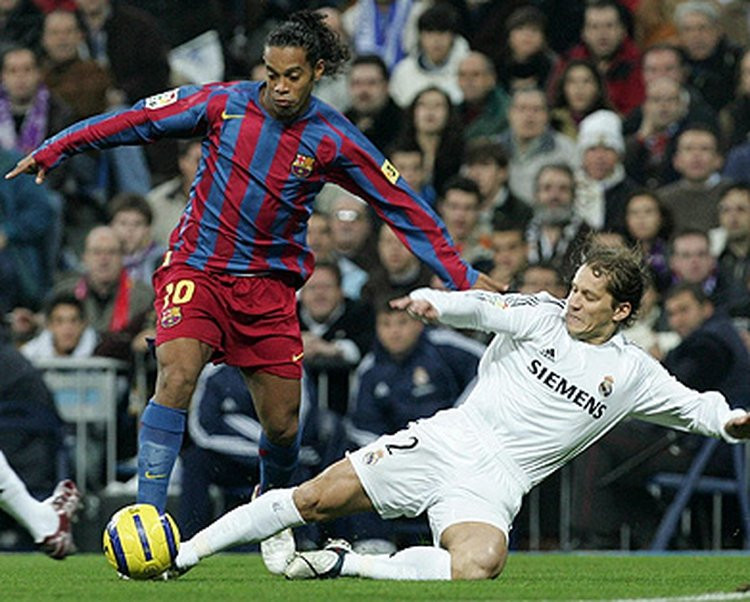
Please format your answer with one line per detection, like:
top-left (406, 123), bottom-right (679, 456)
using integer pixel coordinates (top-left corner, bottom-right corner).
top-left (33, 81), bottom-right (478, 289)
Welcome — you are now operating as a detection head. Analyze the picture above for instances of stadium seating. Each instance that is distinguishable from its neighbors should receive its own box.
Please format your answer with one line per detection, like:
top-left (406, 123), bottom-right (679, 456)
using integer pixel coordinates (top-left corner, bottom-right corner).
top-left (648, 439), bottom-right (750, 550)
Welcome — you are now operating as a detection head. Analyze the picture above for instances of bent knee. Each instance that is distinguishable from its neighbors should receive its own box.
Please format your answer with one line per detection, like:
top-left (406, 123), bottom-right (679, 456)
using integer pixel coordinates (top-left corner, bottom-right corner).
top-left (292, 482), bottom-right (327, 522)
top-left (450, 545), bottom-right (507, 580)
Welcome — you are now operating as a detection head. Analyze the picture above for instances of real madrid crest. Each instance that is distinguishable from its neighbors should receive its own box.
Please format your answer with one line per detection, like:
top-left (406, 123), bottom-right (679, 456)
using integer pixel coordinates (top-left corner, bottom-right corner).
top-left (291, 153), bottom-right (315, 178)
top-left (598, 375), bottom-right (614, 397)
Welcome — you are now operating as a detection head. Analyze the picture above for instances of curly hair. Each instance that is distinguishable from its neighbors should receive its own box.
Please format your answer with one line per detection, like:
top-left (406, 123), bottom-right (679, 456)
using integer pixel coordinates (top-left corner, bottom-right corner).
top-left (265, 10), bottom-right (350, 77)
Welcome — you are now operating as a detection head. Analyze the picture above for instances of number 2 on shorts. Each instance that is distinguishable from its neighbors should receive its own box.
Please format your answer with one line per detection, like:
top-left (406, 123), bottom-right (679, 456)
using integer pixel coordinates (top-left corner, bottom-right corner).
top-left (385, 436), bottom-right (419, 455)
top-left (163, 279), bottom-right (195, 309)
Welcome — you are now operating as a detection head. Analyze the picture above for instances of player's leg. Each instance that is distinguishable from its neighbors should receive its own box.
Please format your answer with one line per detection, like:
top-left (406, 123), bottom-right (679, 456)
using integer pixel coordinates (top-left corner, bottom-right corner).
top-left (440, 521), bottom-right (508, 579)
top-left (0, 450), bottom-right (58, 541)
top-left (285, 520), bottom-right (507, 581)
top-left (243, 369), bottom-right (301, 492)
top-left (137, 337), bottom-right (212, 512)
top-left (0, 451), bottom-right (81, 558)
top-left (174, 456), bottom-right (373, 571)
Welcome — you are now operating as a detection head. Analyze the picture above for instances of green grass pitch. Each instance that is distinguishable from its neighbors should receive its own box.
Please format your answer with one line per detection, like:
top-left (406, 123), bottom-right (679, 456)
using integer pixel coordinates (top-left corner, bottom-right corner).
top-left (3, 552), bottom-right (750, 601)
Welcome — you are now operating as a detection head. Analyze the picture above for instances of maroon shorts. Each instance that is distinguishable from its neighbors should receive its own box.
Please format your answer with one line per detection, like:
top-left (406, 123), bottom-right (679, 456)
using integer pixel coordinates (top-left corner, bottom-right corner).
top-left (153, 264), bottom-right (303, 379)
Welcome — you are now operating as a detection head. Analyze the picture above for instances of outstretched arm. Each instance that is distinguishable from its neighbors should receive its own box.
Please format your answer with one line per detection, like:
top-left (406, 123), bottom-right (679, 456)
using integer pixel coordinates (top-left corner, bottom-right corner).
top-left (5, 83), bottom-right (216, 184)
top-left (5, 154), bottom-right (44, 184)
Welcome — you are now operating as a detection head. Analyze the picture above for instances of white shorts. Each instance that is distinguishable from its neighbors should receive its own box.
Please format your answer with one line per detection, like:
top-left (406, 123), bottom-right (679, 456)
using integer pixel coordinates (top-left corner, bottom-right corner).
top-left (347, 407), bottom-right (525, 546)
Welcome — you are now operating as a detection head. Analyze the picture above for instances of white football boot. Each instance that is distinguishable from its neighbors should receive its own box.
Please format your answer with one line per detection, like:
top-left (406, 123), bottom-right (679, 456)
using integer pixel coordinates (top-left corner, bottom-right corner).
top-left (284, 539), bottom-right (351, 580)
top-left (253, 485), bottom-right (296, 574)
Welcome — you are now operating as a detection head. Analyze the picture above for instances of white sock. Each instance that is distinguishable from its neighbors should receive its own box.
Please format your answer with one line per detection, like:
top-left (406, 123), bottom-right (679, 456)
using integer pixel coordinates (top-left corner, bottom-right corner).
top-left (341, 546), bottom-right (452, 580)
top-left (0, 451), bottom-right (58, 542)
top-left (177, 488), bottom-right (304, 568)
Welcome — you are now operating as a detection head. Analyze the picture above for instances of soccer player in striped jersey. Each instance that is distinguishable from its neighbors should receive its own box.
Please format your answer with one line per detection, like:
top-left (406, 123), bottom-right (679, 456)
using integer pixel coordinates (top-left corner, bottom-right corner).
top-left (5, 10), bottom-right (501, 573)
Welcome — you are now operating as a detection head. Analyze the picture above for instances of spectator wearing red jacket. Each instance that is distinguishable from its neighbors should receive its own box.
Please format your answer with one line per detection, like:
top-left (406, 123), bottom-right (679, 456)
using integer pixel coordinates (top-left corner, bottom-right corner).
top-left (549, 0), bottom-right (644, 117)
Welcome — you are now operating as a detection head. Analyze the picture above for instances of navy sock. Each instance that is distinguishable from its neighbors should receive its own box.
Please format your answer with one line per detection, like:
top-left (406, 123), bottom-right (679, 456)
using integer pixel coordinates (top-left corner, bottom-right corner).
top-left (258, 430), bottom-right (301, 492)
top-left (137, 400), bottom-right (186, 513)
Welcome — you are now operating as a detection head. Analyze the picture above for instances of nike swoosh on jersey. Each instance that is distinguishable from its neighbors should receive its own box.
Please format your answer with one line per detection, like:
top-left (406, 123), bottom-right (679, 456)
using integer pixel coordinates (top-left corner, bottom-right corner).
top-left (292, 352), bottom-right (304, 362)
top-left (221, 110), bottom-right (244, 120)
top-left (144, 471), bottom-right (168, 480)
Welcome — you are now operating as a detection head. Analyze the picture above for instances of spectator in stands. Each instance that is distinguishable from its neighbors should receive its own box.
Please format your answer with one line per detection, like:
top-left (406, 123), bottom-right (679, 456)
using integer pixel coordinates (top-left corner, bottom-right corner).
top-left (397, 86), bottom-right (463, 197)
top-left (389, 4), bottom-right (469, 108)
top-left (461, 138), bottom-right (532, 233)
top-left (550, 59), bottom-right (609, 140)
top-left (146, 139), bottom-right (201, 246)
top-left (624, 43), bottom-right (718, 139)
top-left (657, 124), bottom-right (731, 232)
top-left (675, 1), bottom-right (743, 114)
top-left (52, 225), bottom-right (153, 361)
top-left (0, 45), bottom-right (73, 156)
top-left (497, 86), bottom-right (577, 205)
top-left (720, 48), bottom-right (750, 149)
top-left (0, 147), bottom-right (57, 311)
top-left (669, 229), bottom-right (718, 297)
top-left (550, 0), bottom-right (644, 117)
top-left (360, 224), bottom-right (432, 306)
top-left (306, 211), bottom-right (334, 263)
top-left (575, 109), bottom-right (637, 233)
top-left (21, 293), bottom-right (97, 361)
top-left (343, 0), bottom-right (414, 72)
top-left (387, 141), bottom-right (435, 207)
top-left (438, 176), bottom-right (492, 267)
top-left (624, 190), bottom-right (673, 294)
top-left (74, 0), bottom-right (175, 179)
top-left (714, 184), bottom-right (750, 315)
top-left (624, 77), bottom-right (691, 188)
top-left (344, 54), bottom-right (402, 152)
top-left (74, 0), bottom-right (168, 105)
top-left (342, 296), bottom-right (484, 551)
top-left (0, 0), bottom-right (44, 53)
top-left (664, 282), bottom-right (750, 406)
top-left (456, 51), bottom-right (510, 141)
top-left (495, 5), bottom-right (557, 95)
top-left (298, 261), bottom-right (374, 416)
top-left (329, 193), bottom-right (377, 300)
top-left (518, 261), bottom-right (567, 298)
top-left (108, 193), bottom-right (166, 287)
top-left (526, 163), bottom-right (592, 277)
top-left (487, 218), bottom-right (528, 290)
top-left (39, 9), bottom-right (112, 120)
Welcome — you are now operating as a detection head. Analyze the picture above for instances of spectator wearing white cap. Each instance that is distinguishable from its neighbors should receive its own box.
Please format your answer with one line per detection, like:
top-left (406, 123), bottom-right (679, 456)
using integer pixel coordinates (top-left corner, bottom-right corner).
top-left (575, 110), bottom-right (638, 233)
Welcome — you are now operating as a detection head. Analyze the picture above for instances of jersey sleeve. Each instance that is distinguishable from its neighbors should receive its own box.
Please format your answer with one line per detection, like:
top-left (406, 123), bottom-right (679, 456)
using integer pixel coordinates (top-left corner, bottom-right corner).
top-left (410, 288), bottom-right (557, 338)
top-left (629, 353), bottom-right (745, 442)
top-left (32, 84), bottom-right (219, 172)
top-left (325, 116), bottom-right (477, 290)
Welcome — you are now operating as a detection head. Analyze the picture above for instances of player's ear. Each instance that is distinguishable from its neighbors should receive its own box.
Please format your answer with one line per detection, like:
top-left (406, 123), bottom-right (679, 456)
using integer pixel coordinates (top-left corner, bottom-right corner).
top-left (612, 301), bottom-right (632, 324)
top-left (313, 58), bottom-right (325, 82)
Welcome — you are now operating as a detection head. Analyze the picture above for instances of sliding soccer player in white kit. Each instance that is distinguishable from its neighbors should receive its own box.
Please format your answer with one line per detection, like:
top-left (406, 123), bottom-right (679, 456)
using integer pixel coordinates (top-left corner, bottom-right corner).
top-left (168, 243), bottom-right (750, 581)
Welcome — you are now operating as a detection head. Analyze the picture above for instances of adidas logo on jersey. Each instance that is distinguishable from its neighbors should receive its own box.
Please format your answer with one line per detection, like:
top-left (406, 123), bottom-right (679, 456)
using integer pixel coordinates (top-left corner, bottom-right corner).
top-left (540, 347), bottom-right (556, 361)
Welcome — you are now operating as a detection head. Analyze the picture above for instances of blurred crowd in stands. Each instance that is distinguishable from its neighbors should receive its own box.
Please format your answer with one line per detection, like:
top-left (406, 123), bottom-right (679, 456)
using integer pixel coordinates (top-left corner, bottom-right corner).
top-left (2, 0), bottom-right (750, 552)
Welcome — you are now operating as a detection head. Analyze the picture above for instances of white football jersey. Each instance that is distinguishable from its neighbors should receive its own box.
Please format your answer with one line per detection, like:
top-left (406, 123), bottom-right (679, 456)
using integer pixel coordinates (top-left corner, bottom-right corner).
top-left (409, 288), bottom-right (745, 493)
